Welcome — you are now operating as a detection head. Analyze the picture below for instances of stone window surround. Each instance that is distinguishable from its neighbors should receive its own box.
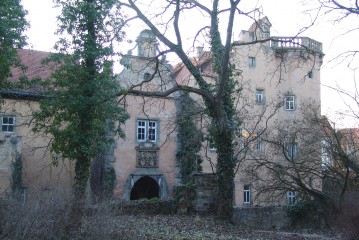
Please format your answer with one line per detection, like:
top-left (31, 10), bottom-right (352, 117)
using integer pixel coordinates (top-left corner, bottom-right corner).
top-left (248, 56), bottom-right (256, 67)
top-left (286, 142), bottom-right (298, 160)
top-left (255, 89), bottom-right (265, 105)
top-left (136, 118), bottom-right (159, 143)
top-left (284, 95), bottom-right (295, 111)
top-left (243, 185), bottom-right (251, 204)
top-left (287, 191), bottom-right (297, 205)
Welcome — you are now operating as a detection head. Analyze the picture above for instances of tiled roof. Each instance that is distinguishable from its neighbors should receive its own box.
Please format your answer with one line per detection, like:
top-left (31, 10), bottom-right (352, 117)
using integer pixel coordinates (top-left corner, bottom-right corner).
top-left (7, 49), bottom-right (52, 82)
top-left (172, 51), bottom-right (212, 75)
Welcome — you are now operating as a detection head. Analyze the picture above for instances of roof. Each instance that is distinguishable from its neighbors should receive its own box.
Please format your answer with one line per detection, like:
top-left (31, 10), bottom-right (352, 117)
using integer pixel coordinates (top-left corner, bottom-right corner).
top-left (172, 51), bottom-right (212, 75)
top-left (248, 16), bottom-right (272, 32)
top-left (7, 49), bottom-right (52, 83)
top-left (2, 49), bottom-right (53, 100)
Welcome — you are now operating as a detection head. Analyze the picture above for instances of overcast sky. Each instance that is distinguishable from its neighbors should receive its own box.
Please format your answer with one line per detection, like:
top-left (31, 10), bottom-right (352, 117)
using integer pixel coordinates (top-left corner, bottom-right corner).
top-left (21, 0), bottom-right (359, 126)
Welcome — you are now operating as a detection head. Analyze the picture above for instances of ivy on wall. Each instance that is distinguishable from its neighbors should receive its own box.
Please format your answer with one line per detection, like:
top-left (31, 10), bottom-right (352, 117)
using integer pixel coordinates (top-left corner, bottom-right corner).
top-left (11, 154), bottom-right (23, 194)
top-left (176, 93), bottom-right (203, 183)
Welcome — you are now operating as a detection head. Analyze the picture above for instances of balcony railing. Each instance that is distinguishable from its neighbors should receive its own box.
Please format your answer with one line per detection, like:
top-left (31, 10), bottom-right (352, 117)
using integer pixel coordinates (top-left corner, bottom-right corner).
top-left (270, 37), bottom-right (322, 54)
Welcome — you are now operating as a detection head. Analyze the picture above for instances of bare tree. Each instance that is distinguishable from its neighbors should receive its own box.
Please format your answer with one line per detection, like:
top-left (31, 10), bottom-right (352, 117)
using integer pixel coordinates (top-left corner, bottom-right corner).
top-left (117, 0), bottom-right (257, 219)
top-left (245, 100), bottom-right (359, 221)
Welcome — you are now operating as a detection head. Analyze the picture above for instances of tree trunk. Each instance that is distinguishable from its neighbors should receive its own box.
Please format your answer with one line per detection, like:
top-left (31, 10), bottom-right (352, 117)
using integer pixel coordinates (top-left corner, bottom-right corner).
top-left (214, 116), bottom-right (235, 219)
top-left (90, 152), bottom-right (105, 202)
top-left (74, 155), bottom-right (91, 201)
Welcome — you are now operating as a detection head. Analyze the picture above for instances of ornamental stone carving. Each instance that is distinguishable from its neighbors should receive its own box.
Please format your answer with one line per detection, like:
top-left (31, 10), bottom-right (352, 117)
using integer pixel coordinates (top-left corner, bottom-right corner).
top-left (135, 142), bottom-right (159, 168)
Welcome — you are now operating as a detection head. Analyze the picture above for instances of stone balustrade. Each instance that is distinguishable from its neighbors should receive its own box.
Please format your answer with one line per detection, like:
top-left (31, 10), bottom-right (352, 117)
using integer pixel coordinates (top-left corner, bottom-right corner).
top-left (270, 36), bottom-right (323, 54)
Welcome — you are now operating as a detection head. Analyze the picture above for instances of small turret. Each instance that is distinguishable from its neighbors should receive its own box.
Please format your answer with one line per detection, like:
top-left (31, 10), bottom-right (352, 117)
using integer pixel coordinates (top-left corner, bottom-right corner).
top-left (136, 29), bottom-right (158, 58)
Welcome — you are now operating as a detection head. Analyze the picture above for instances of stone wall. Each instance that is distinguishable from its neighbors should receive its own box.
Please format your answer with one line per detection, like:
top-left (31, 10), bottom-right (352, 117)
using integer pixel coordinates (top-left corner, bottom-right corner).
top-left (233, 206), bottom-right (291, 230)
top-left (192, 173), bottom-right (217, 213)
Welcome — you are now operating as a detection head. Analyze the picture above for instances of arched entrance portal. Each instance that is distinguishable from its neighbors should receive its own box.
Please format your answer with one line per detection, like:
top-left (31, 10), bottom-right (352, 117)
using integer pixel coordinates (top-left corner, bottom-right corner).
top-left (130, 176), bottom-right (159, 200)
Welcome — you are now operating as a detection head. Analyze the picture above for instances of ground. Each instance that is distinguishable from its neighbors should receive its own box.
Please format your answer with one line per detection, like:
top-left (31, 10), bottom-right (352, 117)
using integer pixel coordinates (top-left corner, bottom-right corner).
top-left (0, 199), bottom-right (348, 239)
top-left (77, 214), bottom-right (341, 240)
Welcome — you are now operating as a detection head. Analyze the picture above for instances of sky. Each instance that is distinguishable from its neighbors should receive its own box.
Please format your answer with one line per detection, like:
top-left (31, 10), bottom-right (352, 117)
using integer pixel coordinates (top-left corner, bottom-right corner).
top-left (21, 0), bottom-right (359, 127)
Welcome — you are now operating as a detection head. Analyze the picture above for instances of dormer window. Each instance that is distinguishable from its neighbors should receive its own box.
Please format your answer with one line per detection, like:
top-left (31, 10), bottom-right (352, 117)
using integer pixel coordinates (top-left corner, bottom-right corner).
top-left (262, 25), bottom-right (270, 39)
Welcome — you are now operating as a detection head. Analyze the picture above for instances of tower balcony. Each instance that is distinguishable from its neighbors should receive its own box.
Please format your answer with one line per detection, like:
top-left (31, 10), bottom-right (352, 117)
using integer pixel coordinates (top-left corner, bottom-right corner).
top-left (270, 36), bottom-right (323, 55)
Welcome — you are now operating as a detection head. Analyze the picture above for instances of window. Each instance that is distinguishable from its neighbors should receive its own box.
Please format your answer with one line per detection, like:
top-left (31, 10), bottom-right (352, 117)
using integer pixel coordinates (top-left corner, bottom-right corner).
top-left (287, 143), bottom-right (298, 160)
top-left (249, 31), bottom-right (255, 42)
top-left (143, 72), bottom-right (152, 80)
top-left (208, 138), bottom-right (217, 151)
top-left (321, 140), bottom-right (330, 169)
top-left (308, 70), bottom-right (313, 79)
top-left (263, 28), bottom-right (270, 39)
top-left (137, 119), bottom-right (158, 142)
top-left (240, 130), bottom-right (262, 153)
top-left (255, 136), bottom-right (262, 153)
top-left (248, 57), bottom-right (256, 67)
top-left (244, 185), bottom-right (251, 204)
top-left (1, 115), bottom-right (15, 133)
top-left (284, 96), bottom-right (295, 111)
top-left (287, 191), bottom-right (297, 205)
top-left (256, 90), bottom-right (264, 105)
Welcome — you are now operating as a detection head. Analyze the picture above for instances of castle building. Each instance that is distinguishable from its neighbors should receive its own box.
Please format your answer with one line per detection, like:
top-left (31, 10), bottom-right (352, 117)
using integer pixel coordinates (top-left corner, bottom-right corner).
top-left (0, 18), bottom-right (324, 207)
top-left (173, 17), bottom-right (323, 206)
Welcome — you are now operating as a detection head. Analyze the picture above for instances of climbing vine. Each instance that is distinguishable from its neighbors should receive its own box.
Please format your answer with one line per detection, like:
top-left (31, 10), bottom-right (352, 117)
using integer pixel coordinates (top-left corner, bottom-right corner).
top-left (176, 93), bottom-right (203, 183)
top-left (32, 0), bottom-right (129, 200)
top-left (11, 154), bottom-right (23, 195)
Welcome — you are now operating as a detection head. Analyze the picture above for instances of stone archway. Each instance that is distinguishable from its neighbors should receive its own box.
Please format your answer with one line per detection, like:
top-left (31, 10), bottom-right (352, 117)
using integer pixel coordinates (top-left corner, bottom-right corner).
top-left (130, 176), bottom-right (159, 200)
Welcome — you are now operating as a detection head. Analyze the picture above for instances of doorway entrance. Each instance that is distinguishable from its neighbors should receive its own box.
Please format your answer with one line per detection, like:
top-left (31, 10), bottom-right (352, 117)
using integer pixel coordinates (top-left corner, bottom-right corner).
top-left (130, 176), bottom-right (159, 200)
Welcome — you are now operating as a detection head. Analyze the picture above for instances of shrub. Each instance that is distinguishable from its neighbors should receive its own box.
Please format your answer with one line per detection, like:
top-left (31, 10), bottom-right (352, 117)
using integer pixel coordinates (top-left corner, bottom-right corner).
top-left (286, 198), bottom-right (324, 229)
top-left (0, 193), bottom-right (71, 240)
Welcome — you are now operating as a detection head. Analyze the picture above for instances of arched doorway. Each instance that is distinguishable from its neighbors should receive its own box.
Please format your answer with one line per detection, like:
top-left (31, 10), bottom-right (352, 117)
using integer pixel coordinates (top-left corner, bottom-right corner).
top-left (130, 176), bottom-right (159, 200)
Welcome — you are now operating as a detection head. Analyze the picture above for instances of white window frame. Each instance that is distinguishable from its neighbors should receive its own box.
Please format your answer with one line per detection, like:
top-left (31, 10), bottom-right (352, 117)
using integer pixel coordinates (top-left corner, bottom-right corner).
top-left (287, 142), bottom-right (298, 160)
top-left (137, 119), bottom-right (158, 142)
top-left (284, 95), bottom-right (295, 111)
top-left (1, 115), bottom-right (15, 133)
top-left (243, 185), bottom-right (251, 204)
top-left (287, 191), bottom-right (297, 205)
top-left (256, 90), bottom-right (264, 105)
top-left (248, 57), bottom-right (256, 67)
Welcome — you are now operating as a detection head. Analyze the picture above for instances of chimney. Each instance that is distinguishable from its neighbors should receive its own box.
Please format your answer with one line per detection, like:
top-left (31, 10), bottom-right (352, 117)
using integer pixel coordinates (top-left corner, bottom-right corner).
top-left (196, 46), bottom-right (204, 59)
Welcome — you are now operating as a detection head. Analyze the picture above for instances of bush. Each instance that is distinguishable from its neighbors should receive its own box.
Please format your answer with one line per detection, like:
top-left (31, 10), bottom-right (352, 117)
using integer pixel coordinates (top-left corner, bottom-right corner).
top-left (286, 198), bottom-right (324, 229)
top-left (0, 193), bottom-right (71, 240)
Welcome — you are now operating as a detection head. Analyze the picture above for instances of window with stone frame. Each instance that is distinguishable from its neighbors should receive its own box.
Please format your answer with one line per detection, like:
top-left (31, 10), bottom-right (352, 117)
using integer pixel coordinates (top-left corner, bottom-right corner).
top-left (286, 142), bottom-right (298, 160)
top-left (256, 89), bottom-right (264, 105)
top-left (137, 119), bottom-right (158, 142)
top-left (248, 57), bottom-right (256, 67)
top-left (243, 185), bottom-right (251, 204)
top-left (241, 129), bottom-right (262, 153)
top-left (287, 191), bottom-right (297, 205)
top-left (1, 115), bottom-right (15, 133)
top-left (284, 95), bottom-right (295, 111)
top-left (208, 138), bottom-right (217, 151)
top-left (255, 135), bottom-right (263, 153)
